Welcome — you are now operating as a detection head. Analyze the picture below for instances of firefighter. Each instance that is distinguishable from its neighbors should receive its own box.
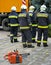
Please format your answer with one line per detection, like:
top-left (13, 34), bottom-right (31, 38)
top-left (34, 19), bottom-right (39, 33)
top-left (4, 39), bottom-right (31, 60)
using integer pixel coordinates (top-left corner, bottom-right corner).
top-left (18, 4), bottom-right (34, 48)
top-left (8, 6), bottom-right (19, 43)
top-left (29, 5), bottom-right (37, 43)
top-left (36, 4), bottom-right (49, 47)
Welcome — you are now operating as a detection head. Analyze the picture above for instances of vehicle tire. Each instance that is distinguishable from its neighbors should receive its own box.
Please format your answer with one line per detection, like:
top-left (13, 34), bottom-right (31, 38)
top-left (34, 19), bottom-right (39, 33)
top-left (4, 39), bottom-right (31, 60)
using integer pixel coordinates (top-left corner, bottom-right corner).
top-left (2, 18), bottom-right (10, 31)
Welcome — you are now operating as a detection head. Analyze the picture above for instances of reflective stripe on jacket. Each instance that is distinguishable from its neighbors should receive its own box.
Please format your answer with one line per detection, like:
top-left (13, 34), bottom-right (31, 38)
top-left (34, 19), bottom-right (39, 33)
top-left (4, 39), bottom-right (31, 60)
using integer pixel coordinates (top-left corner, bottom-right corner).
top-left (29, 11), bottom-right (37, 27)
top-left (8, 11), bottom-right (19, 27)
top-left (36, 12), bottom-right (49, 28)
top-left (18, 12), bottom-right (31, 29)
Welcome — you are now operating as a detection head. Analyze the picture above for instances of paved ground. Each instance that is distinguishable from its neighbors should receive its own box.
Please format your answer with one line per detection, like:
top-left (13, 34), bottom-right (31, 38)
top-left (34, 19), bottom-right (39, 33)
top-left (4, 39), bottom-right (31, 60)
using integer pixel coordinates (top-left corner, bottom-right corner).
top-left (0, 30), bottom-right (51, 65)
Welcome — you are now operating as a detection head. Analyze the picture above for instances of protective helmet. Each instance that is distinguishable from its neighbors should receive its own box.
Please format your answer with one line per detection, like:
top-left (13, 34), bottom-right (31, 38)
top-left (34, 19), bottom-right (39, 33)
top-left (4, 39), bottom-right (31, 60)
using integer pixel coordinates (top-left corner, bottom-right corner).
top-left (11, 6), bottom-right (16, 11)
top-left (40, 5), bottom-right (47, 12)
top-left (29, 5), bottom-right (35, 10)
top-left (21, 4), bottom-right (27, 9)
top-left (29, 5), bottom-right (35, 12)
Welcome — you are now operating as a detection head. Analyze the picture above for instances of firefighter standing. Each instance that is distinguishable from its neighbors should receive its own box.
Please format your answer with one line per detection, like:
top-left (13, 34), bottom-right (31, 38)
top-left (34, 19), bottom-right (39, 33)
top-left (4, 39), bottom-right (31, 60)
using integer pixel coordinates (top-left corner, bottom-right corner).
top-left (36, 4), bottom-right (49, 47)
top-left (29, 5), bottom-right (37, 43)
top-left (8, 6), bottom-right (19, 43)
top-left (18, 5), bottom-right (34, 48)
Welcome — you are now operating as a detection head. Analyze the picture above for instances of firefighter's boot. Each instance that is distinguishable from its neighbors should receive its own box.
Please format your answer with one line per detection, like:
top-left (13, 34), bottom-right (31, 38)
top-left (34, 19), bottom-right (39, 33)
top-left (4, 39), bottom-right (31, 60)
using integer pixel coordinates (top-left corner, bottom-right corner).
top-left (27, 45), bottom-right (34, 48)
top-left (14, 39), bottom-right (19, 42)
top-left (11, 40), bottom-right (13, 43)
top-left (37, 43), bottom-right (41, 47)
top-left (43, 43), bottom-right (48, 47)
top-left (23, 44), bottom-right (27, 48)
top-left (10, 36), bottom-right (13, 43)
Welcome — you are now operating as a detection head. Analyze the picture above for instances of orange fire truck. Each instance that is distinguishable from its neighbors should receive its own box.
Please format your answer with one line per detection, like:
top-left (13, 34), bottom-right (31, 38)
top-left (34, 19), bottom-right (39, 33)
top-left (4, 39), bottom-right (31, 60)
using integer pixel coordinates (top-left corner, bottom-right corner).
top-left (0, 0), bottom-right (29, 30)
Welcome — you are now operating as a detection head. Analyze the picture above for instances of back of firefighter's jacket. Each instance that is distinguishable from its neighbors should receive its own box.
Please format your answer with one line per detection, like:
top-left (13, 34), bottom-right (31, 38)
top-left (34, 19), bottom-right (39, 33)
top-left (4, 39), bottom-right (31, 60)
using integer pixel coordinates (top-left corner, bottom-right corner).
top-left (29, 11), bottom-right (37, 27)
top-left (36, 12), bottom-right (49, 28)
top-left (8, 11), bottom-right (19, 27)
top-left (18, 12), bottom-right (31, 29)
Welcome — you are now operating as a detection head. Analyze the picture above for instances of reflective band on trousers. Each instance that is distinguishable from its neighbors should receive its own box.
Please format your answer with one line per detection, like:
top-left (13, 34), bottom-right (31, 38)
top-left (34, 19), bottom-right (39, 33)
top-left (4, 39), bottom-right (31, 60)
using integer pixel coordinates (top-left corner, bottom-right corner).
top-left (37, 40), bottom-right (47, 43)
top-left (14, 37), bottom-right (17, 39)
top-left (38, 26), bottom-right (48, 28)
top-left (8, 16), bottom-right (18, 18)
top-left (10, 34), bottom-right (13, 36)
top-left (43, 41), bottom-right (47, 43)
top-left (32, 38), bottom-right (35, 40)
top-left (27, 43), bottom-right (31, 45)
top-left (37, 40), bottom-right (41, 43)
top-left (32, 24), bottom-right (37, 27)
top-left (20, 27), bottom-right (29, 29)
top-left (10, 24), bottom-right (19, 26)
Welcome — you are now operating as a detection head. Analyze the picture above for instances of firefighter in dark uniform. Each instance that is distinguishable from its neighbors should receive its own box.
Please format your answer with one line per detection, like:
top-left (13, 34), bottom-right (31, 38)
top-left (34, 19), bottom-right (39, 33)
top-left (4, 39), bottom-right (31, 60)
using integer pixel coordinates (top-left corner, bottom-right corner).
top-left (36, 4), bottom-right (49, 47)
top-left (29, 5), bottom-right (37, 43)
top-left (8, 6), bottom-right (19, 43)
top-left (18, 5), bottom-right (34, 48)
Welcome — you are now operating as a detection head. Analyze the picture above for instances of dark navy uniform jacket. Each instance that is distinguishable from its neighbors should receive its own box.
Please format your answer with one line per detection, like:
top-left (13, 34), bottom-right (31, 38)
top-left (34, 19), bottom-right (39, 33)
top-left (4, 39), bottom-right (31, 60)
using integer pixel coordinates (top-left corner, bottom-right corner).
top-left (18, 10), bottom-right (31, 29)
top-left (29, 11), bottom-right (37, 27)
top-left (36, 12), bottom-right (49, 28)
top-left (8, 11), bottom-right (19, 27)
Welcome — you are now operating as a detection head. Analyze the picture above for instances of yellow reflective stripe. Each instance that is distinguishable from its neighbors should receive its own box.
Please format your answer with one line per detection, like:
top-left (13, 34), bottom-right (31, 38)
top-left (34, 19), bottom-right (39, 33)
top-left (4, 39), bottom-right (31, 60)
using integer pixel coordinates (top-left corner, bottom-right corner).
top-left (37, 40), bottom-right (41, 43)
top-left (29, 8), bottom-right (34, 10)
top-left (32, 24), bottom-right (37, 27)
top-left (20, 27), bottom-right (29, 29)
top-left (22, 42), bottom-right (26, 44)
top-left (29, 13), bottom-right (33, 16)
top-left (10, 34), bottom-right (13, 36)
top-left (32, 38), bottom-right (35, 40)
top-left (10, 24), bottom-right (19, 26)
top-left (38, 26), bottom-right (48, 28)
top-left (18, 14), bottom-right (26, 17)
top-left (37, 13), bottom-right (48, 18)
top-left (14, 37), bottom-right (17, 39)
top-left (9, 16), bottom-right (18, 18)
top-left (29, 23), bottom-right (32, 26)
top-left (8, 23), bottom-right (10, 25)
top-left (27, 43), bottom-right (31, 45)
top-left (43, 41), bottom-right (47, 43)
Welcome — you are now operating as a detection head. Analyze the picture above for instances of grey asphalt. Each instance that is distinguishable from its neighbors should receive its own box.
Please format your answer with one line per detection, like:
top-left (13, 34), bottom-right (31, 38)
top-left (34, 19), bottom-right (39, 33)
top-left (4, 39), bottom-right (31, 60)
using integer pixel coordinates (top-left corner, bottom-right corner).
top-left (0, 31), bottom-right (51, 65)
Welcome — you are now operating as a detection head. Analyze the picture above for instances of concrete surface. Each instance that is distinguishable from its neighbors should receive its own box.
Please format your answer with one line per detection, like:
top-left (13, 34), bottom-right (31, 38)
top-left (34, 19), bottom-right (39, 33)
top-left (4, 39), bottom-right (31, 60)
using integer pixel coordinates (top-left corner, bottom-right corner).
top-left (0, 30), bottom-right (51, 65)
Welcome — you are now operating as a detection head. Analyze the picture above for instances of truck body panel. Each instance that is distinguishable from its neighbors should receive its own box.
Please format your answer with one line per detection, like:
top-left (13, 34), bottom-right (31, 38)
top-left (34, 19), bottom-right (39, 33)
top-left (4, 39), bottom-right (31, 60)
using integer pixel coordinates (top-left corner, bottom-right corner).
top-left (0, 0), bottom-right (29, 31)
top-left (0, 0), bottom-right (28, 12)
